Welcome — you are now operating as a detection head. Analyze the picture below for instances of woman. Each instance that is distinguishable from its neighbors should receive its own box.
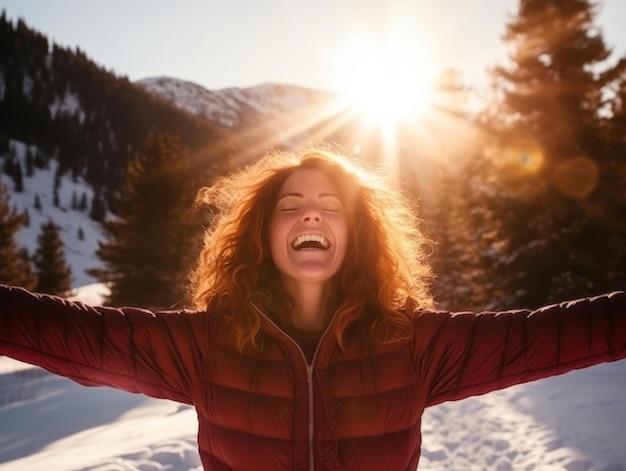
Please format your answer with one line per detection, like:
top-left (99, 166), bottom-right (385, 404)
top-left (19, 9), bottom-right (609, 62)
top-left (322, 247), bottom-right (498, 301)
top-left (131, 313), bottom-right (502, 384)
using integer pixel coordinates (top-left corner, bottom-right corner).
top-left (1, 148), bottom-right (625, 470)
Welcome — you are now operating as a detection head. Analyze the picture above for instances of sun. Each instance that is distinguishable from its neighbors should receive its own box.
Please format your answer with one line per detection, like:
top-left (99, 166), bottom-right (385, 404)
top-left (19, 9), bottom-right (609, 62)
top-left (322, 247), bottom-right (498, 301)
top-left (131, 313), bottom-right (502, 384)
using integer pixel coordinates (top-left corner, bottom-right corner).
top-left (337, 33), bottom-right (435, 128)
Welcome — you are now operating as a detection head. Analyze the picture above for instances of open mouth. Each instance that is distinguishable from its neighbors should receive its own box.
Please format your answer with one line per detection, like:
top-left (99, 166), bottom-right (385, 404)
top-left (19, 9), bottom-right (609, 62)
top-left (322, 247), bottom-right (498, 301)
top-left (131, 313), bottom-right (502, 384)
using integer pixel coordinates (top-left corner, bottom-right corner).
top-left (291, 234), bottom-right (330, 251)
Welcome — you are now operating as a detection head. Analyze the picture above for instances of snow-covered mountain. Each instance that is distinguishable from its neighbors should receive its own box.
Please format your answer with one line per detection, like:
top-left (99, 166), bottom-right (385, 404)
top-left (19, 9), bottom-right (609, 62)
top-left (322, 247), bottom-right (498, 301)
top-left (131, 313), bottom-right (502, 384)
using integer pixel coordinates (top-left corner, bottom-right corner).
top-left (137, 77), bottom-right (351, 162)
top-left (137, 77), bottom-right (337, 129)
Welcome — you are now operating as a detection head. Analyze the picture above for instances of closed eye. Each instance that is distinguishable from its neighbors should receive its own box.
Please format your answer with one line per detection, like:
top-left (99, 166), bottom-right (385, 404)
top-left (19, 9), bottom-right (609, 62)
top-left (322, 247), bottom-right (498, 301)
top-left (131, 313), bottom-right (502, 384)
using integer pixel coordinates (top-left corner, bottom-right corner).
top-left (320, 195), bottom-right (343, 213)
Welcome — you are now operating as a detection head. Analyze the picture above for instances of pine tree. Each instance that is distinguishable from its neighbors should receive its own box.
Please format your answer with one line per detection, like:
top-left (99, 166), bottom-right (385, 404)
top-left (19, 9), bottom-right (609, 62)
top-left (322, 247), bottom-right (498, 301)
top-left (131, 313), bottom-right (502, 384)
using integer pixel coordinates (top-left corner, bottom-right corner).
top-left (90, 132), bottom-right (202, 308)
top-left (12, 160), bottom-right (23, 192)
top-left (481, 0), bottom-right (626, 306)
top-left (71, 190), bottom-right (78, 210)
top-left (0, 181), bottom-right (37, 288)
top-left (53, 167), bottom-right (61, 207)
top-left (601, 63), bottom-right (626, 289)
top-left (79, 191), bottom-right (88, 211)
top-left (2, 155), bottom-right (14, 175)
top-left (0, 133), bottom-right (8, 155)
top-left (33, 149), bottom-right (46, 169)
top-left (89, 190), bottom-right (106, 221)
top-left (34, 220), bottom-right (72, 295)
top-left (489, 0), bottom-right (620, 155)
top-left (25, 149), bottom-right (34, 177)
top-left (2, 156), bottom-right (25, 193)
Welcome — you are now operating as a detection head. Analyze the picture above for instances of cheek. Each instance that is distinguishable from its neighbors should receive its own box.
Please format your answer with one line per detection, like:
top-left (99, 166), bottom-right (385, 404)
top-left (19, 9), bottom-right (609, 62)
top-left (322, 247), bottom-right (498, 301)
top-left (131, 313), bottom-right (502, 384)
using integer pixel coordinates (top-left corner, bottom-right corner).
top-left (268, 217), bottom-right (286, 256)
top-left (268, 221), bottom-right (278, 255)
top-left (334, 221), bottom-right (350, 259)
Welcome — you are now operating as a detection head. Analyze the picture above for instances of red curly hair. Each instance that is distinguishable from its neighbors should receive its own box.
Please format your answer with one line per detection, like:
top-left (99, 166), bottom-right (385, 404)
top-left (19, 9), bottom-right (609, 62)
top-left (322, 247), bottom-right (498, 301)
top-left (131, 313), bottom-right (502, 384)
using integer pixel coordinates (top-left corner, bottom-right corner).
top-left (190, 147), bottom-right (434, 351)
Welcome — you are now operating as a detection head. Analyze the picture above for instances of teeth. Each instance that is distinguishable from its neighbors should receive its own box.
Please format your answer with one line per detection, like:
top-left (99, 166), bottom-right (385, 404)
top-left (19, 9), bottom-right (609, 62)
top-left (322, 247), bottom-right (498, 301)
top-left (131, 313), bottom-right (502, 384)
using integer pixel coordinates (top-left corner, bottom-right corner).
top-left (292, 234), bottom-right (330, 250)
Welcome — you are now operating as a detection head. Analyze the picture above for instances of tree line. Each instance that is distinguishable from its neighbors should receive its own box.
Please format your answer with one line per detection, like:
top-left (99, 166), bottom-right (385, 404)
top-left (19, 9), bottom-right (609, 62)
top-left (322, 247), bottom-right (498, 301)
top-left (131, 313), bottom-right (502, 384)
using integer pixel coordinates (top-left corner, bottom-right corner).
top-left (0, 12), bottom-right (229, 202)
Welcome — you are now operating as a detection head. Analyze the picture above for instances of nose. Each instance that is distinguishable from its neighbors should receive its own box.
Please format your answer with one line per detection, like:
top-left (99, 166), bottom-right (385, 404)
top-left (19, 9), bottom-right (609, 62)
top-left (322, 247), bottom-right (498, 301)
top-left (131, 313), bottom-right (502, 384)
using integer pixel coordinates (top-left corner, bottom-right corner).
top-left (301, 204), bottom-right (322, 222)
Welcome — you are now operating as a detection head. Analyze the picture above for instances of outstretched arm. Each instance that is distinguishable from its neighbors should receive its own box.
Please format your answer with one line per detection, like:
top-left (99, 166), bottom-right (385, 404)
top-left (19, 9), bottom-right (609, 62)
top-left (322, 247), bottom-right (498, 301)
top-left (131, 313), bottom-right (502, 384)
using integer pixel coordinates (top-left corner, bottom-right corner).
top-left (0, 284), bottom-right (206, 404)
top-left (413, 292), bottom-right (626, 407)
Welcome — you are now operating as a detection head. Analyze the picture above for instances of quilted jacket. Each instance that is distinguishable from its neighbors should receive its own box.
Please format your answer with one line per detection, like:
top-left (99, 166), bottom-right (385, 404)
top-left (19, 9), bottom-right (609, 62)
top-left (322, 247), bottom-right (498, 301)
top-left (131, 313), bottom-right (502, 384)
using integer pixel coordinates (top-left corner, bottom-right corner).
top-left (1, 284), bottom-right (626, 470)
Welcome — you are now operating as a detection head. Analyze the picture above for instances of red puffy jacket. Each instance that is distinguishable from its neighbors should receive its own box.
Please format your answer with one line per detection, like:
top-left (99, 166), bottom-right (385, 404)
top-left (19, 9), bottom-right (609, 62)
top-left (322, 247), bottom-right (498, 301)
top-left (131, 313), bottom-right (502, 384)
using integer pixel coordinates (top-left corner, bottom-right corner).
top-left (1, 285), bottom-right (626, 470)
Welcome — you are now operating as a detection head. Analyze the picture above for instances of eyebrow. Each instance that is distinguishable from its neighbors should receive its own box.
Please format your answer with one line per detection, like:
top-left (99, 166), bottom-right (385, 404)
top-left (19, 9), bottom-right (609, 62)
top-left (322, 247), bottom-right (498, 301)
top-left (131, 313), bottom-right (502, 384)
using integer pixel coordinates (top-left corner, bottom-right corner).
top-left (277, 192), bottom-right (341, 200)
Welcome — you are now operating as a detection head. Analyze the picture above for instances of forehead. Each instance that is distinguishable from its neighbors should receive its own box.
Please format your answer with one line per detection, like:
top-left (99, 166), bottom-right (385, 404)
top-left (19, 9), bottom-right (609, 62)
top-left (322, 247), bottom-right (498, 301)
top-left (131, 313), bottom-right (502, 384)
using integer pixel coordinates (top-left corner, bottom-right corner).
top-left (278, 169), bottom-right (339, 196)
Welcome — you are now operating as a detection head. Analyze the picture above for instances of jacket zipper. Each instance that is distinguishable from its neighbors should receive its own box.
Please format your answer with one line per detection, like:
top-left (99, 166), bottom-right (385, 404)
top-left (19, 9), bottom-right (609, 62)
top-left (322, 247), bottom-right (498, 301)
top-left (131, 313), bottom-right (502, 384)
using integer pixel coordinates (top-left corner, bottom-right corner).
top-left (306, 363), bottom-right (314, 471)
top-left (250, 303), bottom-right (334, 471)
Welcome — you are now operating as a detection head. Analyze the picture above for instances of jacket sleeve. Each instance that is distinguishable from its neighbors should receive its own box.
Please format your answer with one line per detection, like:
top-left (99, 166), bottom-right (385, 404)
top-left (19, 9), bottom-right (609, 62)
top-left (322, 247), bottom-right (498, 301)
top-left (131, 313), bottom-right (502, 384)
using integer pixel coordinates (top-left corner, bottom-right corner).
top-left (412, 291), bottom-right (626, 407)
top-left (0, 284), bottom-right (205, 405)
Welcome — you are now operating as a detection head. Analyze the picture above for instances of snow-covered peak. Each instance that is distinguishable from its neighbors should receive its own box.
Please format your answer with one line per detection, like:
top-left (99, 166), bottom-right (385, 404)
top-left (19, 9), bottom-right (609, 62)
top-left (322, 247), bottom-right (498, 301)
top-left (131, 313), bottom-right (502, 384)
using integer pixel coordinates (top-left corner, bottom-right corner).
top-left (138, 77), bottom-right (241, 127)
top-left (137, 77), bottom-right (336, 128)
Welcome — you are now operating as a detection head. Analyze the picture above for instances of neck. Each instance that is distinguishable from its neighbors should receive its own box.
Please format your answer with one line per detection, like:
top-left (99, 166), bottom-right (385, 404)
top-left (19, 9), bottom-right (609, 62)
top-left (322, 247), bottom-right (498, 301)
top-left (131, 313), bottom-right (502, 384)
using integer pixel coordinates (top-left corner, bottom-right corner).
top-left (280, 277), bottom-right (337, 332)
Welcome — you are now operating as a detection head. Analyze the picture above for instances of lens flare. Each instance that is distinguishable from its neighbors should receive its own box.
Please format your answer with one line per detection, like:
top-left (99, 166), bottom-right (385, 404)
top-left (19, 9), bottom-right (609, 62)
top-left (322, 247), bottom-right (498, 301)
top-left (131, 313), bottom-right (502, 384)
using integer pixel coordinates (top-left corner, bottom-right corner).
top-left (550, 156), bottom-right (599, 199)
top-left (503, 138), bottom-right (544, 175)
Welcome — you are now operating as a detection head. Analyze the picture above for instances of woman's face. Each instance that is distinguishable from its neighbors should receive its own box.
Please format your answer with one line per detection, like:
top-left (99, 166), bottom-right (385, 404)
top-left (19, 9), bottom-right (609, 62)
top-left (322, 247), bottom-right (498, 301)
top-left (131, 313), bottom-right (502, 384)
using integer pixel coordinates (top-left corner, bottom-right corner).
top-left (269, 169), bottom-right (348, 286)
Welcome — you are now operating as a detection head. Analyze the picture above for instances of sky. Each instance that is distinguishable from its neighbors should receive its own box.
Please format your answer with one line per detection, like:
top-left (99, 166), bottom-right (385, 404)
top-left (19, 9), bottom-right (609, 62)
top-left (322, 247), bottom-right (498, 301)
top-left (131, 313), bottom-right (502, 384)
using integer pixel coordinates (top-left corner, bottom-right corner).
top-left (1, 0), bottom-right (626, 94)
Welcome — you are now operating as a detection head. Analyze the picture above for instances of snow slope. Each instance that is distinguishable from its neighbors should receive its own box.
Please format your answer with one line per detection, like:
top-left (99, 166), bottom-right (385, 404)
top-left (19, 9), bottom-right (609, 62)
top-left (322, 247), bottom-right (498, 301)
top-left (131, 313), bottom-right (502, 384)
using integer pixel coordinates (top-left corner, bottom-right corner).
top-left (1, 285), bottom-right (625, 471)
top-left (1, 140), bottom-right (105, 289)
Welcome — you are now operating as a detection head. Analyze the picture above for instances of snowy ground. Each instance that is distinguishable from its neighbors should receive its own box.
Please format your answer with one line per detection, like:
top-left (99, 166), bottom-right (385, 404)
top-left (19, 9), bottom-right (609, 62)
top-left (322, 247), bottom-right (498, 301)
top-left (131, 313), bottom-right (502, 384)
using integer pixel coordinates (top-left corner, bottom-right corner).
top-left (1, 286), bottom-right (625, 471)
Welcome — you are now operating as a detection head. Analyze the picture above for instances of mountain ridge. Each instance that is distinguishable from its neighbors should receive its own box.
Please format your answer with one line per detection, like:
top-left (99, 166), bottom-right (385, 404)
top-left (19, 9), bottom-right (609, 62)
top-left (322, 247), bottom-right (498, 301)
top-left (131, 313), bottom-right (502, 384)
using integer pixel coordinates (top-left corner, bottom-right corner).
top-left (136, 76), bottom-right (338, 129)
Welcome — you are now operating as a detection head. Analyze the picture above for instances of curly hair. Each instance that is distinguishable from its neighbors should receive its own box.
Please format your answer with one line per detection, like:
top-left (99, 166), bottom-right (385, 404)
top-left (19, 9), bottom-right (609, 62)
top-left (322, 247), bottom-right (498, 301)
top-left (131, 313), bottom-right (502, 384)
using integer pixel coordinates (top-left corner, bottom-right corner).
top-left (190, 147), bottom-right (434, 351)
